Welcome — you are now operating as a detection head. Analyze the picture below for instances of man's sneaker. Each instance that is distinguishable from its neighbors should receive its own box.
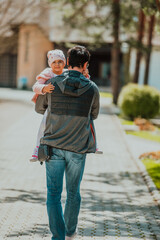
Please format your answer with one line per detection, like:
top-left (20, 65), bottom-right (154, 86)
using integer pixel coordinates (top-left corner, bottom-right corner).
top-left (30, 146), bottom-right (39, 162)
top-left (65, 232), bottom-right (77, 240)
top-left (95, 148), bottom-right (103, 154)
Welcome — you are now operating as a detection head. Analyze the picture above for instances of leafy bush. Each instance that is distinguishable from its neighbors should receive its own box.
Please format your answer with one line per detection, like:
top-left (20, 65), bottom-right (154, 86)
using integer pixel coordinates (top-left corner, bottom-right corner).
top-left (118, 83), bottom-right (160, 119)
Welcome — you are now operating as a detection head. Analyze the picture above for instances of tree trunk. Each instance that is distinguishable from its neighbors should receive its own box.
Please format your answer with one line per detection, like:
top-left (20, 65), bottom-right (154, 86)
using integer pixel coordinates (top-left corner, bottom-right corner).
top-left (133, 10), bottom-right (145, 84)
top-left (144, 15), bottom-right (155, 85)
top-left (111, 0), bottom-right (120, 105)
top-left (156, 0), bottom-right (160, 11)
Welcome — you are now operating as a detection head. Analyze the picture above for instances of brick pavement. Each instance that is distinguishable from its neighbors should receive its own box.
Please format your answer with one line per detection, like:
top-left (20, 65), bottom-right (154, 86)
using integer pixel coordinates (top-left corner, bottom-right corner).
top-left (0, 89), bottom-right (160, 240)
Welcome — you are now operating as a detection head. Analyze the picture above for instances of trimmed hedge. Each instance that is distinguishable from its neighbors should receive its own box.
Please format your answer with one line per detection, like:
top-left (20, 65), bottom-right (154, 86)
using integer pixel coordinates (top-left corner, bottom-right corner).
top-left (118, 83), bottom-right (160, 119)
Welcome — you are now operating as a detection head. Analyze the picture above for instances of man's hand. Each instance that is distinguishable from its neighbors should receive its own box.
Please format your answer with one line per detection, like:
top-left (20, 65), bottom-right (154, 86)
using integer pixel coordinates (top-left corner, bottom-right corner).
top-left (42, 82), bottom-right (55, 93)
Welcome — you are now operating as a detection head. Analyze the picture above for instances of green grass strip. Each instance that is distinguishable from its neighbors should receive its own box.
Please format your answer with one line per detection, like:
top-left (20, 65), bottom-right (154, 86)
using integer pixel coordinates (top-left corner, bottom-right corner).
top-left (142, 159), bottom-right (160, 190)
top-left (120, 118), bottom-right (134, 125)
top-left (100, 92), bottom-right (112, 98)
top-left (126, 131), bottom-right (160, 143)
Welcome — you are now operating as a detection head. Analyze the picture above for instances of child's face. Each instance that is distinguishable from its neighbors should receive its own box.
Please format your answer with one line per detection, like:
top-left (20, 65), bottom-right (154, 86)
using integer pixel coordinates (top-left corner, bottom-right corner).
top-left (51, 60), bottom-right (65, 75)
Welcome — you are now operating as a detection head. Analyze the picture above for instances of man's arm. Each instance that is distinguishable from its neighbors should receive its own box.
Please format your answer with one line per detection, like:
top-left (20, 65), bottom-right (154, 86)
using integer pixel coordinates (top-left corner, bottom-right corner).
top-left (91, 85), bottom-right (100, 120)
top-left (35, 93), bottom-right (48, 114)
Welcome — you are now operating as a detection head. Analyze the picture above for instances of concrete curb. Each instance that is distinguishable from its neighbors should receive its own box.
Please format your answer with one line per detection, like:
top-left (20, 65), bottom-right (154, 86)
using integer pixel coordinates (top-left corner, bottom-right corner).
top-left (113, 115), bottom-right (160, 208)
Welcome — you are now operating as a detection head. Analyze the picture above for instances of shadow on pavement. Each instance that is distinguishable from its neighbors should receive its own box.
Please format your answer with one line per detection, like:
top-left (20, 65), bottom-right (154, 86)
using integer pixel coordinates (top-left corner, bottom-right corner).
top-left (78, 171), bottom-right (159, 238)
top-left (2, 172), bottom-right (160, 239)
top-left (0, 188), bottom-right (46, 205)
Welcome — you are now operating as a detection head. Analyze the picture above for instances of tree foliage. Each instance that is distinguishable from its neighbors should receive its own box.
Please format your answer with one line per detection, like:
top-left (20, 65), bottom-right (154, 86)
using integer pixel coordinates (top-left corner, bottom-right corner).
top-left (50, 0), bottom-right (142, 104)
top-left (141, 0), bottom-right (160, 15)
top-left (50, 0), bottom-right (140, 48)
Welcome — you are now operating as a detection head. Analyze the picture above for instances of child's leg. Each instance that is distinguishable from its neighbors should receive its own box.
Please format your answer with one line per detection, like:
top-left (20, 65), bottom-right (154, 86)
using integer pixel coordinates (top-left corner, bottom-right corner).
top-left (36, 110), bottom-right (48, 146)
top-left (30, 110), bottom-right (47, 161)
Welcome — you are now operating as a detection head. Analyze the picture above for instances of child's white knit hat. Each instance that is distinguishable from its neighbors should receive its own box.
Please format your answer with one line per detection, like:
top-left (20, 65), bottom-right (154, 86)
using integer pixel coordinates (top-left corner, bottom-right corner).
top-left (47, 49), bottom-right (66, 67)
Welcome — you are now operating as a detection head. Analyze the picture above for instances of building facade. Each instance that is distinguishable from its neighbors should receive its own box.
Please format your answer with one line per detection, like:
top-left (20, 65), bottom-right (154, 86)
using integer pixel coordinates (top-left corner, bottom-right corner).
top-left (0, 2), bottom-right (159, 91)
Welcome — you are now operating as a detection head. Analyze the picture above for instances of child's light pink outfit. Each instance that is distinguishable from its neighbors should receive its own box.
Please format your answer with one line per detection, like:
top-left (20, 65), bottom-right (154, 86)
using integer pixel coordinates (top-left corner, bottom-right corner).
top-left (32, 68), bottom-right (57, 103)
top-left (30, 68), bottom-right (57, 161)
top-left (31, 49), bottom-right (66, 161)
top-left (33, 68), bottom-right (57, 141)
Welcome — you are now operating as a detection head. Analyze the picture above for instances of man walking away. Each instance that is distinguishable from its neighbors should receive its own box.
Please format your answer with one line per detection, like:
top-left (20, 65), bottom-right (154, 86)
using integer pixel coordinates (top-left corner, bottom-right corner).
top-left (35, 45), bottom-right (100, 240)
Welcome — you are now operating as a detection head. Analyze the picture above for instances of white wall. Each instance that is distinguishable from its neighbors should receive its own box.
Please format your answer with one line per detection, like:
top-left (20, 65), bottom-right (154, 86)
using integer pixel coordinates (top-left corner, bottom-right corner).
top-left (129, 49), bottom-right (160, 90)
top-left (148, 50), bottom-right (160, 90)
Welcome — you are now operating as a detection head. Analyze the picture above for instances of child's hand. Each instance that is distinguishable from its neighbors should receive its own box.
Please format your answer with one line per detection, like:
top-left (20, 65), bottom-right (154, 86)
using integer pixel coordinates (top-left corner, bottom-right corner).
top-left (82, 68), bottom-right (90, 79)
top-left (42, 83), bottom-right (55, 93)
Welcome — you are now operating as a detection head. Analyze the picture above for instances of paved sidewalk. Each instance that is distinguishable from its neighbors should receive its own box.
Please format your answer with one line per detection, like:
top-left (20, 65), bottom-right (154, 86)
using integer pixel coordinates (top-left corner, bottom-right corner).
top-left (0, 88), bottom-right (160, 240)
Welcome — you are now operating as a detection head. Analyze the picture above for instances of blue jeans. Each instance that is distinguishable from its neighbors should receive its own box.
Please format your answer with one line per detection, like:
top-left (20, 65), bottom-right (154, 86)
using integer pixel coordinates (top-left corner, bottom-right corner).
top-left (45, 148), bottom-right (86, 240)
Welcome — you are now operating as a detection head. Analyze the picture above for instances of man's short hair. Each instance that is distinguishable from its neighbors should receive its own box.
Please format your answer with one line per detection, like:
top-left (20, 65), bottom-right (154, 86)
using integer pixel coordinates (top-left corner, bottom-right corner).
top-left (67, 45), bottom-right (90, 68)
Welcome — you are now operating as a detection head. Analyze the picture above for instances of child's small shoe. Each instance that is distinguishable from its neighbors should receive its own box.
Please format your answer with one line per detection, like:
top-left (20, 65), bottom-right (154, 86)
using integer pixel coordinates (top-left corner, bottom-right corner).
top-left (95, 148), bottom-right (103, 154)
top-left (30, 146), bottom-right (39, 162)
